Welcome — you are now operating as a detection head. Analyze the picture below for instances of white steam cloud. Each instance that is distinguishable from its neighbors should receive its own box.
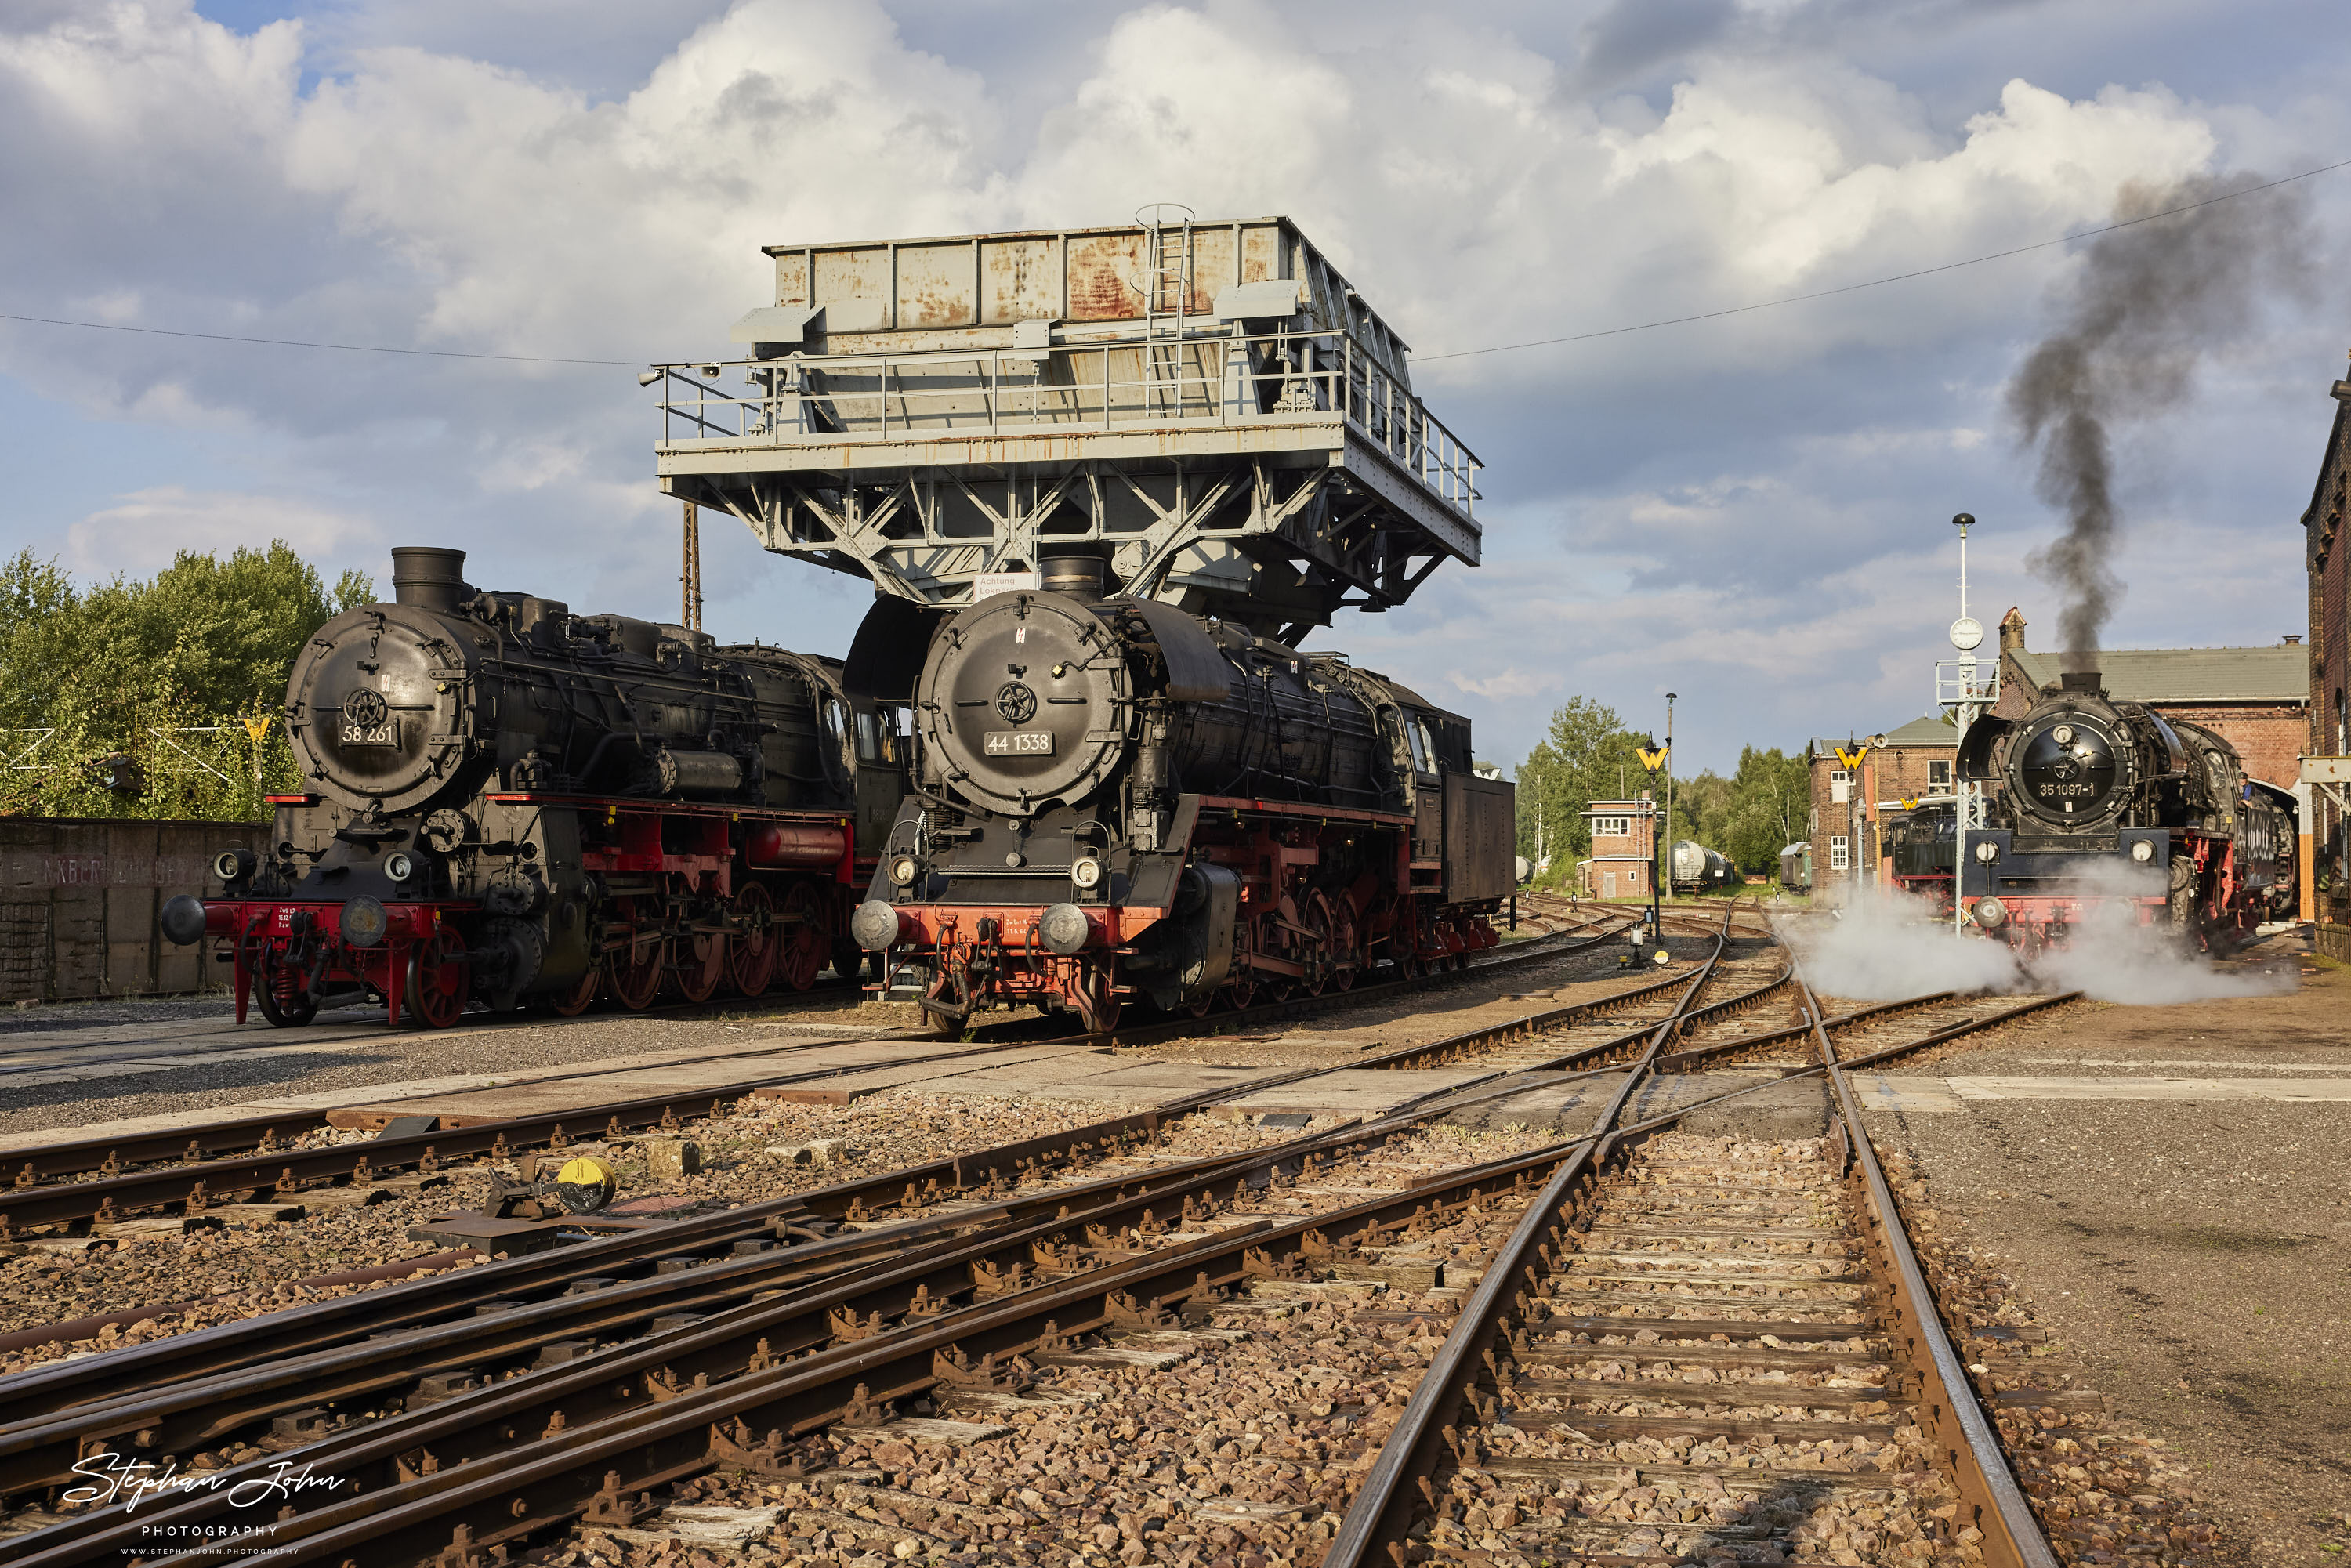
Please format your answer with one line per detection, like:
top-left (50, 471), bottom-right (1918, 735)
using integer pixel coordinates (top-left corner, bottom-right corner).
top-left (1777, 887), bottom-right (2293, 1007)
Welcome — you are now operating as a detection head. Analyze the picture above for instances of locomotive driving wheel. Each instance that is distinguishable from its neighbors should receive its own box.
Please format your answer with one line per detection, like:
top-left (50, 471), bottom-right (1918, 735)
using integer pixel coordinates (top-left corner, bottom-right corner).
top-left (1221, 921), bottom-right (1257, 1012)
top-left (252, 947), bottom-right (318, 1028)
top-left (403, 928), bottom-right (469, 1030)
top-left (547, 958), bottom-right (600, 1016)
top-left (1325, 893), bottom-right (1361, 992)
top-left (1299, 896), bottom-right (1332, 998)
top-left (774, 881), bottom-right (827, 992)
top-left (727, 882), bottom-right (781, 998)
top-left (669, 921), bottom-right (727, 1004)
top-left (604, 918), bottom-right (665, 1011)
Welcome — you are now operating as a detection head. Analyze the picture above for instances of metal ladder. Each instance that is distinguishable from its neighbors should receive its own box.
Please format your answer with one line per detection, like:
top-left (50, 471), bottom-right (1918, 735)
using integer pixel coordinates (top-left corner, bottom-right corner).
top-left (1139, 204), bottom-right (1194, 418)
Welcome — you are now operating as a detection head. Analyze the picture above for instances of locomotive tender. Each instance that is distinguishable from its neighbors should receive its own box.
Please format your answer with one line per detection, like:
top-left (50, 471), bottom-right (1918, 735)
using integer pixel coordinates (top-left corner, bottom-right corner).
top-left (848, 549), bottom-right (1516, 1033)
top-left (1957, 671), bottom-right (2295, 953)
top-left (1885, 802), bottom-right (1957, 914)
top-left (161, 547), bottom-right (904, 1027)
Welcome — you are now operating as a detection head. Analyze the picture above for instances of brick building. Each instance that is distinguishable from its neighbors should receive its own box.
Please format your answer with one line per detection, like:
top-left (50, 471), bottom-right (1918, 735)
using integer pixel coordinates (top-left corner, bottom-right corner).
top-left (1578, 795), bottom-right (1657, 900)
top-left (1804, 715), bottom-right (1957, 900)
top-left (2300, 375), bottom-right (2351, 951)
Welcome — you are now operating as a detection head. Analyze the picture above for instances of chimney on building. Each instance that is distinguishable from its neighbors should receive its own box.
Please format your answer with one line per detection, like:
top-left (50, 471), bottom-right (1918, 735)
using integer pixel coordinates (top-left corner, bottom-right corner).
top-left (1998, 607), bottom-right (2027, 657)
top-left (2284, 633), bottom-right (2303, 645)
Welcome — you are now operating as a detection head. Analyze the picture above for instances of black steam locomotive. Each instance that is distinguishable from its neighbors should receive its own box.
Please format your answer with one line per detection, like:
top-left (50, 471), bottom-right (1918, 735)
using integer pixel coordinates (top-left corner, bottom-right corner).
top-left (1885, 802), bottom-right (1956, 914)
top-left (162, 547), bottom-right (906, 1027)
top-left (847, 549), bottom-right (1516, 1032)
top-left (1957, 672), bottom-right (2295, 954)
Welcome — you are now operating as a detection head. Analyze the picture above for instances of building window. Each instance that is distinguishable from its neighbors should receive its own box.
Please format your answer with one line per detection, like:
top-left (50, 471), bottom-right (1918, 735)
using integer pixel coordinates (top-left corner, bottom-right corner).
top-left (1829, 835), bottom-right (1850, 871)
top-left (1591, 816), bottom-right (1629, 838)
top-left (1828, 769), bottom-right (1851, 785)
top-left (1628, 866), bottom-right (1641, 885)
top-left (1929, 759), bottom-right (1951, 787)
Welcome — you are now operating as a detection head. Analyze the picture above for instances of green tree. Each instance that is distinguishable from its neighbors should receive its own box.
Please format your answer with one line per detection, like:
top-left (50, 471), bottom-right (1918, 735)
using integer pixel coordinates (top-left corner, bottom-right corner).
top-left (1514, 697), bottom-right (1652, 883)
top-left (0, 542), bottom-right (373, 822)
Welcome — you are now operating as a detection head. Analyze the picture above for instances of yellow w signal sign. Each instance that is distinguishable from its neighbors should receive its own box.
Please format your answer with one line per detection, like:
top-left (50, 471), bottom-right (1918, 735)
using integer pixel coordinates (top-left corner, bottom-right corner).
top-left (1637, 744), bottom-right (1668, 772)
top-left (241, 716), bottom-right (272, 744)
top-left (1835, 744), bottom-right (1869, 771)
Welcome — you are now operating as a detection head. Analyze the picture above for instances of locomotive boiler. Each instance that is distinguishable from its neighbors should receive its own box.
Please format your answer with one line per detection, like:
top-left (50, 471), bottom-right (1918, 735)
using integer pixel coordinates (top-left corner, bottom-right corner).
top-left (1957, 672), bottom-right (2295, 954)
top-left (849, 549), bottom-right (1516, 1032)
top-left (162, 547), bottom-right (906, 1027)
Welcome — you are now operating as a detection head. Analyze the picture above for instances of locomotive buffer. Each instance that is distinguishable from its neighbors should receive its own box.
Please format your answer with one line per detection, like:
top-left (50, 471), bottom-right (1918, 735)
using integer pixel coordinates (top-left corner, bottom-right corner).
top-left (647, 211), bottom-right (1481, 643)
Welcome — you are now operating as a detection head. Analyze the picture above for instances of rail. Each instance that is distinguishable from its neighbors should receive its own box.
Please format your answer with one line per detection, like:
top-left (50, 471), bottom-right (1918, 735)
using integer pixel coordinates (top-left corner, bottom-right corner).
top-left (647, 323), bottom-right (1482, 518)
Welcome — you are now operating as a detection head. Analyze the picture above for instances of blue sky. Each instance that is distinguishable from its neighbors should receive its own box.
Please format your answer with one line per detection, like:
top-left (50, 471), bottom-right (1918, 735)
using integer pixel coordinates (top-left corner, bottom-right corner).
top-left (3, 0), bottom-right (2344, 774)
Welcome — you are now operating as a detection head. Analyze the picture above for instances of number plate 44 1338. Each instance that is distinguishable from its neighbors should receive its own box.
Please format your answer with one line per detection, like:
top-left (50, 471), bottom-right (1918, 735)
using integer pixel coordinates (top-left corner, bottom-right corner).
top-left (984, 731), bottom-right (1052, 756)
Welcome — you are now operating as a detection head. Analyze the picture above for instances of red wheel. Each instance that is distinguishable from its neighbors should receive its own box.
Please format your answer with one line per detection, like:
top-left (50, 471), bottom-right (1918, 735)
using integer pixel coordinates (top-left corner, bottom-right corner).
top-left (548, 957), bottom-right (600, 1016)
top-left (604, 918), bottom-right (665, 1011)
top-left (1299, 896), bottom-right (1331, 998)
top-left (252, 946), bottom-right (317, 1028)
top-left (669, 920), bottom-right (726, 1003)
top-left (1074, 961), bottom-right (1121, 1035)
top-left (403, 928), bottom-right (469, 1030)
top-left (727, 882), bottom-right (781, 997)
top-left (1325, 894), bottom-right (1360, 992)
top-left (775, 881), bottom-right (827, 993)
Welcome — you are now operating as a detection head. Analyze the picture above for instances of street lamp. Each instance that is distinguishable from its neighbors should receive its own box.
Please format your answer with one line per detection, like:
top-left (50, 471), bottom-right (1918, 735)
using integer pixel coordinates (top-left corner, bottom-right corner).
top-left (1665, 693), bottom-right (1677, 909)
top-left (1948, 512), bottom-right (1983, 936)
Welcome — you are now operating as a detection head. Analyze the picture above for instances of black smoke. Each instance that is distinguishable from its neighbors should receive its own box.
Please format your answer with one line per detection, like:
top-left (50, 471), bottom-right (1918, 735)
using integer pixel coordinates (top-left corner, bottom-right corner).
top-left (2008, 172), bottom-right (2313, 672)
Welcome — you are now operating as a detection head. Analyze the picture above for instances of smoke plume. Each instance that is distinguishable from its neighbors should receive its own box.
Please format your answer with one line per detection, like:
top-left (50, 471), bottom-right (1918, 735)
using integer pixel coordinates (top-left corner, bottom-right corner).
top-left (2008, 173), bottom-right (2313, 671)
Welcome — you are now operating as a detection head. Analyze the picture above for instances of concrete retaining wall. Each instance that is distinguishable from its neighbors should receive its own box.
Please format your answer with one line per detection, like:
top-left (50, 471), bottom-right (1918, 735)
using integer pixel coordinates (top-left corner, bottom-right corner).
top-left (0, 817), bottom-right (270, 1002)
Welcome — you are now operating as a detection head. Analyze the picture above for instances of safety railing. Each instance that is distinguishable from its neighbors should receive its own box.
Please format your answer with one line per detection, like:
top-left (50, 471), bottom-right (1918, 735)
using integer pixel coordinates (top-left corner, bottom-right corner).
top-left (648, 325), bottom-right (1480, 520)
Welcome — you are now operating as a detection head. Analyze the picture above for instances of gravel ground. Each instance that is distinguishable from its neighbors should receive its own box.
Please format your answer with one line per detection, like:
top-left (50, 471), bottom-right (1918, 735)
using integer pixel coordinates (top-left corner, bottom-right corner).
top-left (1859, 944), bottom-right (2350, 1567)
top-left (0, 1090), bottom-right (1263, 1371)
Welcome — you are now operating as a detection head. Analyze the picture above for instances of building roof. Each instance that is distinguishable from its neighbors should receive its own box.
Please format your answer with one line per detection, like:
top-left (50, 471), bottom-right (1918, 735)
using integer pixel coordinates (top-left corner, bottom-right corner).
top-left (1806, 715), bottom-right (1953, 760)
top-left (2008, 646), bottom-right (2306, 704)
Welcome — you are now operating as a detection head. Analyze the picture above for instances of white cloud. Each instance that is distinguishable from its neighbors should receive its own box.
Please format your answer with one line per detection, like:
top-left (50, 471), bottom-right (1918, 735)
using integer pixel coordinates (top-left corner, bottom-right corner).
top-left (0, 0), bottom-right (2338, 772)
top-left (66, 486), bottom-right (381, 581)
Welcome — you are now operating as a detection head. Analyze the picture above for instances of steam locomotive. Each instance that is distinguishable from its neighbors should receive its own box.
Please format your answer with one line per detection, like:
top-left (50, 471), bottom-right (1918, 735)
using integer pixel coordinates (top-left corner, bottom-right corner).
top-left (1885, 802), bottom-right (1956, 914)
top-left (846, 549), bottom-right (1516, 1033)
top-left (161, 547), bottom-right (905, 1028)
top-left (1957, 672), bottom-right (2295, 954)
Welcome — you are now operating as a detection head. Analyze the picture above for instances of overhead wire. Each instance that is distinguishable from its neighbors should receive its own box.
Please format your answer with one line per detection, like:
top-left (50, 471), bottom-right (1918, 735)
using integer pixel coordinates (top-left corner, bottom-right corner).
top-left (0, 155), bottom-right (2342, 371)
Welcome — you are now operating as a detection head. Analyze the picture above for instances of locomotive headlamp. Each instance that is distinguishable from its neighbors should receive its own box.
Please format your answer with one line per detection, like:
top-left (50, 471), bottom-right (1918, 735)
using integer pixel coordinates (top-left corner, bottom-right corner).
top-left (1972, 896), bottom-right (2007, 929)
top-left (2131, 840), bottom-right (2156, 863)
top-left (1070, 856), bottom-right (1103, 889)
top-left (2052, 725), bottom-right (2074, 744)
top-left (1975, 841), bottom-right (1998, 864)
top-left (890, 855), bottom-right (920, 886)
top-left (1038, 903), bottom-right (1092, 954)
top-left (213, 848), bottom-right (255, 883)
top-left (384, 851), bottom-right (417, 883)
top-left (340, 896), bottom-right (389, 949)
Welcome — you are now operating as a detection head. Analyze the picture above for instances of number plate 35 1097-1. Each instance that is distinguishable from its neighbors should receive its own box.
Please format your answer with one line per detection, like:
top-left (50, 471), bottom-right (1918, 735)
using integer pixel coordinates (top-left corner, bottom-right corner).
top-left (341, 720), bottom-right (398, 748)
top-left (984, 731), bottom-right (1053, 756)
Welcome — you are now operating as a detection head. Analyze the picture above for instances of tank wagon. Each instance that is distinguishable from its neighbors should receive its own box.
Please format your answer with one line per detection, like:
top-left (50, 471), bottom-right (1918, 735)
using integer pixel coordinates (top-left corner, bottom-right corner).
top-left (1668, 840), bottom-right (1734, 895)
top-left (847, 548), bottom-right (1516, 1033)
top-left (1958, 672), bottom-right (2295, 954)
top-left (161, 548), bottom-right (906, 1027)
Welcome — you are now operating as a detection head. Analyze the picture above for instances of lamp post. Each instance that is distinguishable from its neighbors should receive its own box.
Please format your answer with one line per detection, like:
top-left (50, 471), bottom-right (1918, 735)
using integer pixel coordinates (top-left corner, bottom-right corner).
top-left (1665, 693), bottom-right (1677, 905)
top-left (1947, 512), bottom-right (1985, 936)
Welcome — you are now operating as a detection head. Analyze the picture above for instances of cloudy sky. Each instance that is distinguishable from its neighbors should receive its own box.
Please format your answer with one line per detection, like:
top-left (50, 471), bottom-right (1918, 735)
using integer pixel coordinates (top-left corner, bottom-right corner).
top-left (2, 0), bottom-right (2344, 774)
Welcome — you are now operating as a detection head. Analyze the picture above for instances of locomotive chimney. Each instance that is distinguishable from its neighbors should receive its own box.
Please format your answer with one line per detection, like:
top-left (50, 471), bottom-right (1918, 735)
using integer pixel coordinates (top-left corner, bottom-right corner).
top-left (1040, 544), bottom-right (1112, 599)
top-left (390, 547), bottom-right (469, 613)
top-left (2059, 670), bottom-right (2105, 697)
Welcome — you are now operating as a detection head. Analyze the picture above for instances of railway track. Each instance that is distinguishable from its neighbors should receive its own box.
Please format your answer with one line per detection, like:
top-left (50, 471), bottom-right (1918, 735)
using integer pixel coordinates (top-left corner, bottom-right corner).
top-left (1320, 960), bottom-right (2066, 1567)
top-left (0, 907), bottom-right (1750, 1561)
top-left (0, 897), bottom-right (1644, 1235)
top-left (0, 912), bottom-right (1768, 1561)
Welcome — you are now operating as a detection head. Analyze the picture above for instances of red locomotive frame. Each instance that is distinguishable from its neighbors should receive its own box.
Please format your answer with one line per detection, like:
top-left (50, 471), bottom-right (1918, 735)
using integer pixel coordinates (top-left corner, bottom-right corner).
top-left (882, 795), bottom-right (1502, 1034)
top-left (202, 793), bottom-right (868, 1029)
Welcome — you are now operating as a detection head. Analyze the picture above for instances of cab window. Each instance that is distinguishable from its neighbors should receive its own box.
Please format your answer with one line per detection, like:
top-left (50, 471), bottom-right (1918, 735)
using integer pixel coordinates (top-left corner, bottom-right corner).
top-left (1405, 718), bottom-right (1433, 777)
